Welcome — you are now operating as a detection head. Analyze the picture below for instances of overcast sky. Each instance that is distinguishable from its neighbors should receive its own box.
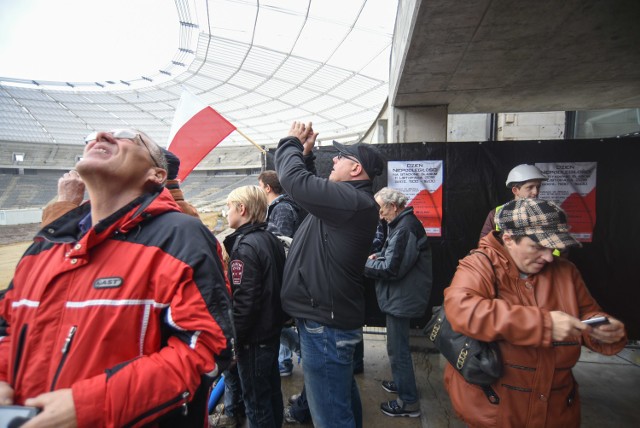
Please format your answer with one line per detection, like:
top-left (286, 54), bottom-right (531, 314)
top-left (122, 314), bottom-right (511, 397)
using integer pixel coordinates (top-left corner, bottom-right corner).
top-left (0, 0), bottom-right (178, 82)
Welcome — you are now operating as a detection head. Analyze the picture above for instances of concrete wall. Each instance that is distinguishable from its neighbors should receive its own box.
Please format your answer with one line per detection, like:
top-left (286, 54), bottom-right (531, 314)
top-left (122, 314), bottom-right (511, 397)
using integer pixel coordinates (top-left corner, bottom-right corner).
top-left (0, 209), bottom-right (42, 225)
top-left (498, 111), bottom-right (565, 140)
top-left (387, 109), bottom-right (566, 143)
top-left (389, 0), bottom-right (420, 105)
top-left (448, 114), bottom-right (491, 142)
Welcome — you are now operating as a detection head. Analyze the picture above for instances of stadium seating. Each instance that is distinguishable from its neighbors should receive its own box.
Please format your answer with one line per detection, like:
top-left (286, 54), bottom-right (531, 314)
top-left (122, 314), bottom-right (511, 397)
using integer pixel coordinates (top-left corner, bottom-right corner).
top-left (0, 141), bottom-right (266, 212)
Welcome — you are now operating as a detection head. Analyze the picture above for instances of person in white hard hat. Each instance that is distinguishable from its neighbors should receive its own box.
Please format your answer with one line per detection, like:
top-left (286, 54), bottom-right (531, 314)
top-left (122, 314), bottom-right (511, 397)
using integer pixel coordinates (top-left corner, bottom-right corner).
top-left (479, 164), bottom-right (547, 239)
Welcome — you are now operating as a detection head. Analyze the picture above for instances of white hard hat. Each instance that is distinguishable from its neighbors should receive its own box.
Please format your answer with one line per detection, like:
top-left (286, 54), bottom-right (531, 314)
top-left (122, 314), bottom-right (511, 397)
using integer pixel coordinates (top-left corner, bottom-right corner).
top-left (505, 164), bottom-right (547, 187)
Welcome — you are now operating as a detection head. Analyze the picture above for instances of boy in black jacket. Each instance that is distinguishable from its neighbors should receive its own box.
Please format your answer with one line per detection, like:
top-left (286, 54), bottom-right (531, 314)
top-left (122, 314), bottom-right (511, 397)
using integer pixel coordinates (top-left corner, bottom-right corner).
top-left (222, 185), bottom-right (287, 427)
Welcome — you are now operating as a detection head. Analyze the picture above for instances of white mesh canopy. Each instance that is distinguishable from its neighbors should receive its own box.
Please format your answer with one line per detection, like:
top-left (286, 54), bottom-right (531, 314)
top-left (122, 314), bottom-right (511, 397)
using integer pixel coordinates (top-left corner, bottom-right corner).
top-left (0, 0), bottom-right (397, 148)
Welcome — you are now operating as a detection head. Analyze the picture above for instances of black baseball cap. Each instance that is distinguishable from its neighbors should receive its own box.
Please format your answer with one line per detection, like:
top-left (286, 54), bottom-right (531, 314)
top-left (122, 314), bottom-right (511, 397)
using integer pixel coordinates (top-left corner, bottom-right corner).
top-left (333, 141), bottom-right (384, 180)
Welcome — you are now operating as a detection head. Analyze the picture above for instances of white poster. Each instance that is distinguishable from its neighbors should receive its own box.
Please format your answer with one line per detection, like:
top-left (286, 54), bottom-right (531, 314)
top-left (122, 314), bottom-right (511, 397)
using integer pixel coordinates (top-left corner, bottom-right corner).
top-left (536, 162), bottom-right (597, 242)
top-left (387, 160), bottom-right (444, 236)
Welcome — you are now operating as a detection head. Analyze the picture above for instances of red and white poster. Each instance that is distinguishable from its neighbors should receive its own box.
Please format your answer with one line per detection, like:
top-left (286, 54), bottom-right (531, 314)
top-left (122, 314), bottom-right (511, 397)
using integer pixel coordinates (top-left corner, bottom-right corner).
top-left (536, 162), bottom-right (597, 242)
top-left (387, 161), bottom-right (443, 237)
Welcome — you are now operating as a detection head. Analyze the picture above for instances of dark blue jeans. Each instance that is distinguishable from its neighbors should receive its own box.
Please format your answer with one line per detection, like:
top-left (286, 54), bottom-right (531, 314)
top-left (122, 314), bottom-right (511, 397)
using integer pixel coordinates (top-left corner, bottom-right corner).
top-left (237, 337), bottom-right (283, 428)
top-left (222, 365), bottom-right (244, 417)
top-left (297, 318), bottom-right (363, 428)
top-left (386, 314), bottom-right (418, 405)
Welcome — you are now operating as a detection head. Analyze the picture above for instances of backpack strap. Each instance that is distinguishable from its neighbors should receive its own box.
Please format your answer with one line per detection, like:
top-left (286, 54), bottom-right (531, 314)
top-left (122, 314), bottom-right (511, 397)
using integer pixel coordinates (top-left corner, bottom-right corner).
top-left (468, 250), bottom-right (502, 404)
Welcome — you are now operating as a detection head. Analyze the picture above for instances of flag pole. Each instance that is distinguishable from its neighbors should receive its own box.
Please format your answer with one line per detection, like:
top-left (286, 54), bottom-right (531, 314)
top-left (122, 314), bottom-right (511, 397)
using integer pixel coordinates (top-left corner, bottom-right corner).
top-left (235, 128), bottom-right (266, 154)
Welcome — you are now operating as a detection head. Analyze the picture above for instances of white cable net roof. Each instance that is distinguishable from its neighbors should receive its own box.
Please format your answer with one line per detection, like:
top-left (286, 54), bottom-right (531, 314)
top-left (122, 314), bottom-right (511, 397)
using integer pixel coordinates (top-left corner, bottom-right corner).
top-left (0, 0), bottom-right (396, 148)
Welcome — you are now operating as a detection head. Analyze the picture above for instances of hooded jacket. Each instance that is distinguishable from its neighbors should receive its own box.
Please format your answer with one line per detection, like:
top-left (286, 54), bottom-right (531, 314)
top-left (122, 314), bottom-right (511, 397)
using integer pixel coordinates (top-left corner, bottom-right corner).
top-left (275, 136), bottom-right (379, 329)
top-left (443, 232), bottom-right (627, 428)
top-left (223, 222), bottom-right (287, 345)
top-left (0, 189), bottom-right (233, 427)
top-left (364, 207), bottom-right (432, 318)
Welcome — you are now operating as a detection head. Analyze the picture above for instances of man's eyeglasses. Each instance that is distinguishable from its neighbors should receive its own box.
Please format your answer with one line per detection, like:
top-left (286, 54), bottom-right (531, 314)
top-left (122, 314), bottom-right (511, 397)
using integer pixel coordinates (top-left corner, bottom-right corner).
top-left (85, 129), bottom-right (162, 168)
top-left (337, 152), bottom-right (360, 164)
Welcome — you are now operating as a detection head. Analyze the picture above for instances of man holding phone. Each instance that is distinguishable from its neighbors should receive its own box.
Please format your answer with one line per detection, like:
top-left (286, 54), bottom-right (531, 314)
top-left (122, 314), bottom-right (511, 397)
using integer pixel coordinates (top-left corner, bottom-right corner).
top-left (443, 198), bottom-right (626, 427)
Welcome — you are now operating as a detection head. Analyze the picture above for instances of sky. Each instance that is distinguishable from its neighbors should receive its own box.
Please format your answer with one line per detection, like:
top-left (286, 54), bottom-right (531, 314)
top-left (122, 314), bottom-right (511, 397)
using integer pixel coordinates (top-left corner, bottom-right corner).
top-left (0, 0), bottom-right (179, 82)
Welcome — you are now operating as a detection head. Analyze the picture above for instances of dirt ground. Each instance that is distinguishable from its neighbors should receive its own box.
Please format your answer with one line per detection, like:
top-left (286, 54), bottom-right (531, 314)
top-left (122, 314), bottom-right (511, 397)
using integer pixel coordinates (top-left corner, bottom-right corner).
top-left (0, 224), bottom-right (39, 289)
top-left (0, 223), bottom-right (41, 246)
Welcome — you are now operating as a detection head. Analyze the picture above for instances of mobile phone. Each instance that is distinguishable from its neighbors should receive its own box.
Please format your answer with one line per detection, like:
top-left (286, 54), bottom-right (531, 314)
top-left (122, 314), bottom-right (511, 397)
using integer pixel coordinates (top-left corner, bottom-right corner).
top-left (0, 405), bottom-right (40, 427)
top-left (582, 316), bottom-right (609, 327)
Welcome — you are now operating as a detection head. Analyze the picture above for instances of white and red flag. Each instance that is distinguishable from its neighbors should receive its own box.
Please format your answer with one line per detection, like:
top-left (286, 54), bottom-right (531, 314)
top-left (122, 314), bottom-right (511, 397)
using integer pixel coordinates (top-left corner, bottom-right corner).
top-left (167, 89), bottom-right (236, 181)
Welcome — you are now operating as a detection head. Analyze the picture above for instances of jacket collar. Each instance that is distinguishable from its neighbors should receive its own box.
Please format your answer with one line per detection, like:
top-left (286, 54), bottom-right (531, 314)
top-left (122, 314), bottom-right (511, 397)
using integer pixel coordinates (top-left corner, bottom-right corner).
top-left (388, 206), bottom-right (415, 228)
top-left (345, 179), bottom-right (374, 195)
top-left (223, 222), bottom-right (268, 253)
top-left (37, 188), bottom-right (181, 244)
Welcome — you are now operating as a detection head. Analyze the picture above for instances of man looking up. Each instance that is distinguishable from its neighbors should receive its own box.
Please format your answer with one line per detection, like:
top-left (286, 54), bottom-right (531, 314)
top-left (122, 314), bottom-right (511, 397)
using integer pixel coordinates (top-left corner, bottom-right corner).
top-left (41, 148), bottom-right (199, 225)
top-left (0, 129), bottom-right (233, 427)
top-left (480, 164), bottom-right (547, 239)
top-left (275, 121), bottom-right (384, 428)
top-left (258, 170), bottom-right (301, 239)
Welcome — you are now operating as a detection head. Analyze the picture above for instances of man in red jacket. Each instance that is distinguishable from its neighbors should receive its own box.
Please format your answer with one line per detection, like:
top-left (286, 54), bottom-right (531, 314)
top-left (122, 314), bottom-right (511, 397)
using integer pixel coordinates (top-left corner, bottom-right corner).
top-left (0, 129), bottom-right (233, 427)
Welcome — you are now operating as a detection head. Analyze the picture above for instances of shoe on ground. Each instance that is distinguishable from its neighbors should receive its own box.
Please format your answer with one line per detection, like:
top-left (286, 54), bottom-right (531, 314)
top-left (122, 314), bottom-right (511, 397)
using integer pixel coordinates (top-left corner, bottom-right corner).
top-left (284, 405), bottom-right (302, 424)
top-left (279, 361), bottom-right (293, 377)
top-left (288, 393), bottom-right (301, 405)
top-left (381, 380), bottom-right (398, 393)
top-left (380, 399), bottom-right (421, 418)
top-left (209, 412), bottom-right (238, 428)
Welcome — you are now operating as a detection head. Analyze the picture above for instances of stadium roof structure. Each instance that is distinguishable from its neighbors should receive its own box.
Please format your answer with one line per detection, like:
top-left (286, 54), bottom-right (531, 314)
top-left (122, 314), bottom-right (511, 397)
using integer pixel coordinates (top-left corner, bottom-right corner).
top-left (0, 0), bottom-right (396, 148)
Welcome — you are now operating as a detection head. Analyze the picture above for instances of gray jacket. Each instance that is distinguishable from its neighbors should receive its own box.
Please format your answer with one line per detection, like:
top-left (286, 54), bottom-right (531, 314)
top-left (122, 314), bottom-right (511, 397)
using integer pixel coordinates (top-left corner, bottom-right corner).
top-left (364, 207), bottom-right (432, 318)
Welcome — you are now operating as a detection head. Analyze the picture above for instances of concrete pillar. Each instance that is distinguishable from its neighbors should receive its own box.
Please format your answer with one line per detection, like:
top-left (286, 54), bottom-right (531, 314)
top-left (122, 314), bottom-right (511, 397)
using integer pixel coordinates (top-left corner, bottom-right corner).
top-left (391, 105), bottom-right (448, 143)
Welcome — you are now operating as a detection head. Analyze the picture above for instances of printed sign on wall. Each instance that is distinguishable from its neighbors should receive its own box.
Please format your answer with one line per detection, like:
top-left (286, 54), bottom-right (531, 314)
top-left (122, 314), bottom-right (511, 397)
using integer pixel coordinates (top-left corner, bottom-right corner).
top-left (536, 162), bottom-right (597, 242)
top-left (387, 160), bottom-right (443, 237)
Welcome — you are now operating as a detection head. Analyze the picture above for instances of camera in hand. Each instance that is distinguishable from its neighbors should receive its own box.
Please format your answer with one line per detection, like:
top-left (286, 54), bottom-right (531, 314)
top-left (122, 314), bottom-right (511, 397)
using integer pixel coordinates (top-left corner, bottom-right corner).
top-left (0, 405), bottom-right (40, 428)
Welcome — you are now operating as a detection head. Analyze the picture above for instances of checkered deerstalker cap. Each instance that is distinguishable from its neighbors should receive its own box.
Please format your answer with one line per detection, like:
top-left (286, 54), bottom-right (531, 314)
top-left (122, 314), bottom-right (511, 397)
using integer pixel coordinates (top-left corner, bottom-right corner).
top-left (496, 198), bottom-right (581, 249)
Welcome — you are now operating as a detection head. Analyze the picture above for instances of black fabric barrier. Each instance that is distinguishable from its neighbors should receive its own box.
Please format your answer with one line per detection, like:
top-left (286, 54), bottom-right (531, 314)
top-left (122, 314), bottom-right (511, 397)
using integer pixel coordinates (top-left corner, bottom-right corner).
top-left (266, 137), bottom-right (640, 338)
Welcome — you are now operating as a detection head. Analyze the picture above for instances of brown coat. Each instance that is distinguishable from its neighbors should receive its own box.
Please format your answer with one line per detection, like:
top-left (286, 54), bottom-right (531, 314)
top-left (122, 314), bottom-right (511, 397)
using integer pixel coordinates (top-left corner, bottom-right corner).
top-left (443, 232), bottom-right (626, 428)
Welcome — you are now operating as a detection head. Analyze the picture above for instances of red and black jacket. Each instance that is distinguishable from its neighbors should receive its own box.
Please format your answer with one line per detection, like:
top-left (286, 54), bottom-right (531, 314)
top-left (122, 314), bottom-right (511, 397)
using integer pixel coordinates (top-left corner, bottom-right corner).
top-left (0, 189), bottom-right (233, 427)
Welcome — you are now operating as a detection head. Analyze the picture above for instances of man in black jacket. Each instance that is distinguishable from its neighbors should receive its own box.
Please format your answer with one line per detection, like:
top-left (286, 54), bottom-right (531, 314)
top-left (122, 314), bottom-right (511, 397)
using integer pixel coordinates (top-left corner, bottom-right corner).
top-left (275, 121), bottom-right (384, 428)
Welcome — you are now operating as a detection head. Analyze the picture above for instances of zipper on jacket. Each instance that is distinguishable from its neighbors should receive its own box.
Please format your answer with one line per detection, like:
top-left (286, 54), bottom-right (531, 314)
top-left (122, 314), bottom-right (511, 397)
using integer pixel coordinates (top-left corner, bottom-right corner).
top-left (321, 229), bottom-right (334, 319)
top-left (50, 325), bottom-right (77, 391)
top-left (123, 391), bottom-right (190, 427)
top-left (12, 324), bottom-right (28, 382)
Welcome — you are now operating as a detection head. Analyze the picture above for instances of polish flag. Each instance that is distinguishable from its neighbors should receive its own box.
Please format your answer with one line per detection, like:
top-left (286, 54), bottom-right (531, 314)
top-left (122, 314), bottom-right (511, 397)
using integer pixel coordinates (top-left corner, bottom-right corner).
top-left (167, 90), bottom-right (236, 181)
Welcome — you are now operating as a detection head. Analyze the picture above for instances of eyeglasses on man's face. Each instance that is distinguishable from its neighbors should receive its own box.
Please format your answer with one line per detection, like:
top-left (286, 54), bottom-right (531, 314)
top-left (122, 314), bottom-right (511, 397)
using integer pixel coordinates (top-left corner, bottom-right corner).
top-left (84, 129), bottom-right (162, 168)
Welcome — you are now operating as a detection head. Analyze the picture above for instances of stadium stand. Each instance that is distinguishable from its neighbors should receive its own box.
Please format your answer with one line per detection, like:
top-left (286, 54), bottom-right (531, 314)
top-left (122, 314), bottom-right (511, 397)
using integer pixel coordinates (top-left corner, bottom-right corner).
top-left (0, 172), bottom-right (63, 210)
top-left (0, 141), bottom-right (266, 213)
top-left (0, 142), bottom-right (82, 170)
top-left (181, 174), bottom-right (260, 209)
